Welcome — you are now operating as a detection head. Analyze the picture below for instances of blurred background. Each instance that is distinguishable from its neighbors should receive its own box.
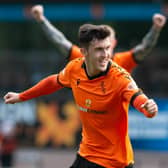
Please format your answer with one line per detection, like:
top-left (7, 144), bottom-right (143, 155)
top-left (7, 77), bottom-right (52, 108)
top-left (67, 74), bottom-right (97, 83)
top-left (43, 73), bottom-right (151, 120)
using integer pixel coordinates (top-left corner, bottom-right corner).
top-left (0, 0), bottom-right (168, 167)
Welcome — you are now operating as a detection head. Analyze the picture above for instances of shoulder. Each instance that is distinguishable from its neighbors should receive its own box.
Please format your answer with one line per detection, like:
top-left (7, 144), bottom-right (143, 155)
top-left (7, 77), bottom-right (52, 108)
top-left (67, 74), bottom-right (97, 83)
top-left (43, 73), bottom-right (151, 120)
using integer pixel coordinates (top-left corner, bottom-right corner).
top-left (58, 57), bottom-right (84, 84)
top-left (110, 61), bottom-right (132, 82)
top-left (65, 57), bottom-right (84, 72)
top-left (109, 61), bottom-right (138, 91)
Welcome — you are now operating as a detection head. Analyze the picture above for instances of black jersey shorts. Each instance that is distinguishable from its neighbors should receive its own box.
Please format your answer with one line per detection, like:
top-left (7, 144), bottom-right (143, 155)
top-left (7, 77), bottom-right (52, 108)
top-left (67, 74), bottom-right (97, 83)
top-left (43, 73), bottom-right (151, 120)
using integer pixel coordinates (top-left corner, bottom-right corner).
top-left (70, 154), bottom-right (135, 168)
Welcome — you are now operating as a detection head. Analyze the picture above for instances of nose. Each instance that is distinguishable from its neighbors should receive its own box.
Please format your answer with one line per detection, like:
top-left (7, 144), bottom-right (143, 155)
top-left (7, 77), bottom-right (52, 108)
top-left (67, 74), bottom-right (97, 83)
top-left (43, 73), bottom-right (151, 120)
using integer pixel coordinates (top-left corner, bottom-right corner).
top-left (102, 49), bottom-right (109, 58)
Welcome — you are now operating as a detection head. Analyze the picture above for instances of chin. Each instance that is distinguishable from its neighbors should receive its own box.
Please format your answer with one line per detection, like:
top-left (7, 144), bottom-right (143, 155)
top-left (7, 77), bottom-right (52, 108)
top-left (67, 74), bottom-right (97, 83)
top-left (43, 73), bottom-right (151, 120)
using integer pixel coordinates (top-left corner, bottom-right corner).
top-left (99, 66), bottom-right (107, 72)
top-left (97, 62), bottom-right (108, 72)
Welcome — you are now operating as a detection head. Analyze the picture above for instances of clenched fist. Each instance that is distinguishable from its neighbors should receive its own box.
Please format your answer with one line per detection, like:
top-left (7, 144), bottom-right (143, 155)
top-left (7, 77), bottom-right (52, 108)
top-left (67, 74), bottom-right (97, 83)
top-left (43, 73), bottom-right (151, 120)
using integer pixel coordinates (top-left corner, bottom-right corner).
top-left (31, 5), bottom-right (45, 22)
top-left (153, 13), bottom-right (167, 29)
top-left (4, 92), bottom-right (21, 104)
top-left (141, 99), bottom-right (158, 118)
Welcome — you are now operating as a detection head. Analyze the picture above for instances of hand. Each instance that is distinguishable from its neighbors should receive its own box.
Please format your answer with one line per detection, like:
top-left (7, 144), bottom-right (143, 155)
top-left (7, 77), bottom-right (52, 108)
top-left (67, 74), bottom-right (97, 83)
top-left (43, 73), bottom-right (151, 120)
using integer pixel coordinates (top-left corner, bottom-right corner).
top-left (4, 92), bottom-right (21, 104)
top-left (141, 99), bottom-right (158, 118)
top-left (31, 5), bottom-right (45, 22)
top-left (153, 13), bottom-right (167, 30)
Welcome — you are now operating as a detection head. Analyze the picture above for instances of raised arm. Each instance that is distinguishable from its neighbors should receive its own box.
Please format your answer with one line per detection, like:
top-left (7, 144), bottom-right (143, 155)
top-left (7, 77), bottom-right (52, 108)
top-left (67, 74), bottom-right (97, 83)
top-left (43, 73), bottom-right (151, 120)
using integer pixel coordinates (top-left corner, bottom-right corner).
top-left (133, 13), bottom-right (166, 63)
top-left (31, 5), bottom-right (72, 57)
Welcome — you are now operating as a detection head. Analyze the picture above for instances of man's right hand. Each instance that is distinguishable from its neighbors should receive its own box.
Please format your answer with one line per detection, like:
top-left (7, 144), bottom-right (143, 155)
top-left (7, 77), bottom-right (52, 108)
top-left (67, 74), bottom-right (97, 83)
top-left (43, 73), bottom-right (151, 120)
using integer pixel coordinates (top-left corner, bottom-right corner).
top-left (31, 5), bottom-right (45, 22)
top-left (4, 92), bottom-right (21, 104)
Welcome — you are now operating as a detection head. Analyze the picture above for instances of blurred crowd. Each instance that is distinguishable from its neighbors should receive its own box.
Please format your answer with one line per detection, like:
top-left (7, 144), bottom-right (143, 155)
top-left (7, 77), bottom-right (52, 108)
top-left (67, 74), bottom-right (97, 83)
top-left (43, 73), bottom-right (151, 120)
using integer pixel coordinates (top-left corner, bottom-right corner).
top-left (0, 48), bottom-right (167, 98)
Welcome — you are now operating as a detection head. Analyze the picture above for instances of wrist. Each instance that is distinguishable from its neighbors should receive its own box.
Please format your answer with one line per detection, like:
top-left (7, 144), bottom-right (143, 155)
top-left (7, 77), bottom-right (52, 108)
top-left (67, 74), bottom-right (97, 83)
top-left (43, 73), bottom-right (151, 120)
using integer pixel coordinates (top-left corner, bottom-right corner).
top-left (19, 93), bottom-right (25, 101)
top-left (152, 24), bottom-right (162, 32)
top-left (37, 15), bottom-right (46, 23)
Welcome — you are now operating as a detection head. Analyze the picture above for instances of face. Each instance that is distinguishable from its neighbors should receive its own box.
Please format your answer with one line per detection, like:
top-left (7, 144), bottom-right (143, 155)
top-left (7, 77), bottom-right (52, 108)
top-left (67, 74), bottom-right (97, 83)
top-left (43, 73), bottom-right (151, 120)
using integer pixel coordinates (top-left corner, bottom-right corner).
top-left (83, 36), bottom-right (114, 76)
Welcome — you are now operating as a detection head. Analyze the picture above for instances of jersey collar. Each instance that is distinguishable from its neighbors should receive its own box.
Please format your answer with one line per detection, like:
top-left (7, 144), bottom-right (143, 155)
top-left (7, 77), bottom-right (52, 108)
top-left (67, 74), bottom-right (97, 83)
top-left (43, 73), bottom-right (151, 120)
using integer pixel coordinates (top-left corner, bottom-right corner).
top-left (82, 61), bottom-right (112, 80)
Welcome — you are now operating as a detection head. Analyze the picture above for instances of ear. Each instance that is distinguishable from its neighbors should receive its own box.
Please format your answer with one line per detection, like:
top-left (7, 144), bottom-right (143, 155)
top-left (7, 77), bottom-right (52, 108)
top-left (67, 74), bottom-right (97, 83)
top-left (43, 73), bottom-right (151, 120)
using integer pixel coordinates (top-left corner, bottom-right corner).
top-left (111, 39), bottom-right (117, 48)
top-left (80, 48), bottom-right (88, 56)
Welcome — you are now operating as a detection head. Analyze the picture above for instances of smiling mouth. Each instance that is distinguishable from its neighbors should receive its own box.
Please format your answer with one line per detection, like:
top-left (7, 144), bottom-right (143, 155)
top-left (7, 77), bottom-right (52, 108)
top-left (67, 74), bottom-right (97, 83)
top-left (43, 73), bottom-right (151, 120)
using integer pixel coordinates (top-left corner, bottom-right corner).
top-left (99, 60), bottom-right (108, 65)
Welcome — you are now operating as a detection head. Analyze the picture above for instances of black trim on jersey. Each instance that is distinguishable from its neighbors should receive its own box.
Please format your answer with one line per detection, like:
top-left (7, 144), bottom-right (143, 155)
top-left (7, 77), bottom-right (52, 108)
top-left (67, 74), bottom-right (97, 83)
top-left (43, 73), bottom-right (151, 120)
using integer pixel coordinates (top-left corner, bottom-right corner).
top-left (130, 90), bottom-right (143, 107)
top-left (57, 75), bottom-right (64, 87)
top-left (82, 61), bottom-right (111, 80)
top-left (57, 74), bottom-right (71, 88)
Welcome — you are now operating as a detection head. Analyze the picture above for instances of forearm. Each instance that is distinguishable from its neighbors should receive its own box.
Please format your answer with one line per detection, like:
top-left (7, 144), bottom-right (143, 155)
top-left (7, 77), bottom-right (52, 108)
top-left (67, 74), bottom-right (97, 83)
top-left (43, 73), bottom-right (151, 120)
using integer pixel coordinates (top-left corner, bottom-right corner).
top-left (19, 74), bottom-right (62, 101)
top-left (133, 25), bottom-right (161, 63)
top-left (132, 94), bottom-right (156, 118)
top-left (39, 17), bottom-right (72, 56)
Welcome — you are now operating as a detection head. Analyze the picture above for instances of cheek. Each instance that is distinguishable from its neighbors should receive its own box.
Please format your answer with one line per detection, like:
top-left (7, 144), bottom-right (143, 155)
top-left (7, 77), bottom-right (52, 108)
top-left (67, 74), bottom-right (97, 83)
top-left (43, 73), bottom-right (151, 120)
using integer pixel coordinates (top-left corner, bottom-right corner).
top-left (110, 55), bottom-right (114, 59)
top-left (91, 51), bottom-right (100, 59)
top-left (109, 49), bottom-right (113, 56)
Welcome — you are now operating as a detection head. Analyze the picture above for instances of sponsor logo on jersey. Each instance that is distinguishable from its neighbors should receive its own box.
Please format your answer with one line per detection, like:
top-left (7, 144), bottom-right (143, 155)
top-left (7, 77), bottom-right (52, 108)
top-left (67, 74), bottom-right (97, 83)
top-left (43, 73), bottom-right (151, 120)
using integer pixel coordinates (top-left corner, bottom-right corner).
top-left (85, 99), bottom-right (91, 107)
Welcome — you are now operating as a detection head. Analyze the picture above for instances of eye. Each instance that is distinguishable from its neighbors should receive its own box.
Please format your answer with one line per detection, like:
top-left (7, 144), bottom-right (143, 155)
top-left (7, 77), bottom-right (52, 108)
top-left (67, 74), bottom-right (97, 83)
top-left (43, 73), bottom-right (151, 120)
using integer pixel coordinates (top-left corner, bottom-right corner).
top-left (106, 46), bottom-right (111, 50)
top-left (95, 47), bottom-right (103, 51)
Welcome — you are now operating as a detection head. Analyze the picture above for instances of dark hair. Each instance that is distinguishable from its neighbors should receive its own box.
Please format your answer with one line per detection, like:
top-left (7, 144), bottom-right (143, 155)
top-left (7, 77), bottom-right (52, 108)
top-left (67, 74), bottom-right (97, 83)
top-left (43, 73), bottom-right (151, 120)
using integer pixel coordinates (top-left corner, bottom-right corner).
top-left (78, 24), bottom-right (115, 47)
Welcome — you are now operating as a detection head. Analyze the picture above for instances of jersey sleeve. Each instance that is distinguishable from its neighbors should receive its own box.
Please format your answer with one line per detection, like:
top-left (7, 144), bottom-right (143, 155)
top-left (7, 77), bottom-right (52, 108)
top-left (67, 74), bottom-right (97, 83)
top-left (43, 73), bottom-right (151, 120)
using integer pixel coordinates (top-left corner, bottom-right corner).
top-left (68, 45), bottom-right (84, 61)
top-left (113, 50), bottom-right (137, 73)
top-left (58, 61), bottom-right (73, 88)
top-left (120, 73), bottom-right (141, 103)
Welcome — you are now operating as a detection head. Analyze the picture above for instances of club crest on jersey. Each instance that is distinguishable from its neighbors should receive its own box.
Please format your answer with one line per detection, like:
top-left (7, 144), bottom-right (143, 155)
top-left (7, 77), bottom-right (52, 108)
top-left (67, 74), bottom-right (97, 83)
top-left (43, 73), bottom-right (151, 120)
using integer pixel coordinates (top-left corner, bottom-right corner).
top-left (127, 81), bottom-right (138, 90)
top-left (85, 99), bottom-right (91, 107)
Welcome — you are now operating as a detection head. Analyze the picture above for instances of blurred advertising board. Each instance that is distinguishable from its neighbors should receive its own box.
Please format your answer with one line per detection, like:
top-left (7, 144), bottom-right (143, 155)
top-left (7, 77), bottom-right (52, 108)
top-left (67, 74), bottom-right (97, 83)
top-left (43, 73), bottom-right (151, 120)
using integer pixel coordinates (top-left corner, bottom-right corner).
top-left (0, 98), bottom-right (168, 150)
top-left (0, 100), bottom-right (36, 125)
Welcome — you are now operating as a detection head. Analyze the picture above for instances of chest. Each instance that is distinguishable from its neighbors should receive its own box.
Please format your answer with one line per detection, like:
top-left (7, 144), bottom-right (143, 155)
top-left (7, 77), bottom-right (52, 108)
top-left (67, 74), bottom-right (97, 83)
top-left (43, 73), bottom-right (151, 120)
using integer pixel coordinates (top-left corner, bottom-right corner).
top-left (71, 74), bottom-right (122, 112)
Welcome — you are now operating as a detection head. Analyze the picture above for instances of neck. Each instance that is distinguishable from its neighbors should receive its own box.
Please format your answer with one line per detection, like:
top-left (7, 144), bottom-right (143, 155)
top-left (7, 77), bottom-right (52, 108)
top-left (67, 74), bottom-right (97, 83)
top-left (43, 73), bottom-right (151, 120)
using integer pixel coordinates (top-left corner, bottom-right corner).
top-left (83, 60), bottom-right (111, 79)
top-left (84, 61), bottom-right (100, 77)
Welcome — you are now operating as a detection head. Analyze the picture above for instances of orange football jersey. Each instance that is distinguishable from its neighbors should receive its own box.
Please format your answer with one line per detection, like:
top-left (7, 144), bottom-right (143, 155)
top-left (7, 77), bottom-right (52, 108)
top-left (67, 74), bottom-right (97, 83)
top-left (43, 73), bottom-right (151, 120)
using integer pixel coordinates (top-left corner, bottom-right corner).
top-left (58, 58), bottom-right (140, 168)
top-left (69, 45), bottom-right (137, 73)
